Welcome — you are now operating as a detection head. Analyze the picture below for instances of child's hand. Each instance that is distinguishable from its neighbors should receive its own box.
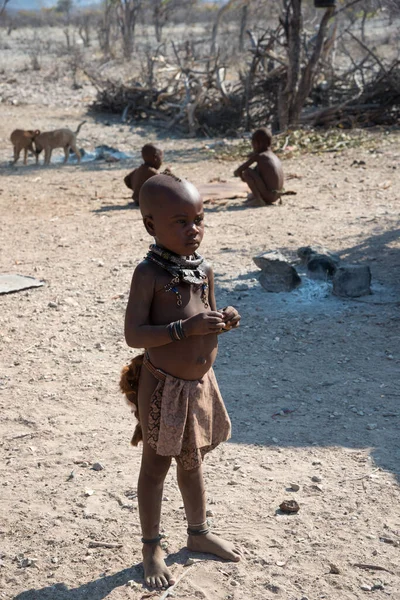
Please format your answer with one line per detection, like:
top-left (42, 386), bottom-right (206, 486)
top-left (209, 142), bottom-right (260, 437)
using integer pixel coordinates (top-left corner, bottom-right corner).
top-left (183, 311), bottom-right (225, 336)
top-left (233, 168), bottom-right (240, 177)
top-left (220, 306), bottom-right (241, 331)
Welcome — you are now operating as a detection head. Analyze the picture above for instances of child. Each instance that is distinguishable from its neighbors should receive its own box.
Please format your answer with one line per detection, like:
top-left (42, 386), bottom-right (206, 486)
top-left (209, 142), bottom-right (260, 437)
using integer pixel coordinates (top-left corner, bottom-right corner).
top-left (121, 173), bottom-right (242, 588)
top-left (234, 127), bottom-right (284, 206)
top-left (124, 144), bottom-right (163, 205)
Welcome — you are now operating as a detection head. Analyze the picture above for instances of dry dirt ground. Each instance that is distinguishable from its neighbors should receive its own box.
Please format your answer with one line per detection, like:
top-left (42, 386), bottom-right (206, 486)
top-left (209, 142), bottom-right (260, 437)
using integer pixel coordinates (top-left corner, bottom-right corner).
top-left (1, 52), bottom-right (400, 600)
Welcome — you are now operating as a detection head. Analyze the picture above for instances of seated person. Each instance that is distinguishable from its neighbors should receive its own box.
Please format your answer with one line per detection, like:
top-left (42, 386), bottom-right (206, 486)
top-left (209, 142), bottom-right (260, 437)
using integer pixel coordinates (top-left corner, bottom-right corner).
top-left (234, 128), bottom-right (284, 206)
top-left (124, 144), bottom-right (163, 205)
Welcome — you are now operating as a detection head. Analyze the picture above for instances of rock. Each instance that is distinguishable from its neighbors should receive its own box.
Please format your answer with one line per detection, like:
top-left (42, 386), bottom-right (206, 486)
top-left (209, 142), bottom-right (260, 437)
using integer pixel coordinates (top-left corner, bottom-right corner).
top-left (329, 563), bottom-right (340, 574)
top-left (366, 423), bottom-right (377, 430)
top-left (333, 264), bottom-right (371, 298)
top-left (48, 301), bottom-right (58, 308)
top-left (290, 483), bottom-right (300, 491)
top-left (279, 499), bottom-right (300, 513)
top-left (253, 251), bottom-right (301, 293)
top-left (360, 584), bottom-right (372, 591)
top-left (92, 462), bottom-right (104, 471)
top-left (297, 245), bottom-right (340, 265)
top-left (306, 254), bottom-right (337, 280)
top-left (63, 297), bottom-right (79, 307)
top-left (206, 509), bottom-right (214, 517)
top-left (234, 283), bottom-right (249, 291)
top-left (311, 475), bottom-right (322, 483)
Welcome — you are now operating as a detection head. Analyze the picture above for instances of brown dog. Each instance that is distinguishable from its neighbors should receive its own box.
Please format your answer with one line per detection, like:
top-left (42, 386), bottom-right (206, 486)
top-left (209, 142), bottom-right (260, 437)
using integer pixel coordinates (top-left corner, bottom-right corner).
top-left (34, 121), bottom-right (86, 165)
top-left (10, 129), bottom-right (40, 164)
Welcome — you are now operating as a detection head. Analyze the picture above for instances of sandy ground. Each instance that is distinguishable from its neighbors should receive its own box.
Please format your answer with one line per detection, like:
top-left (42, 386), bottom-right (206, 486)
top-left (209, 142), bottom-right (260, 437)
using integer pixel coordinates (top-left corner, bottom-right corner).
top-left (1, 42), bottom-right (400, 600)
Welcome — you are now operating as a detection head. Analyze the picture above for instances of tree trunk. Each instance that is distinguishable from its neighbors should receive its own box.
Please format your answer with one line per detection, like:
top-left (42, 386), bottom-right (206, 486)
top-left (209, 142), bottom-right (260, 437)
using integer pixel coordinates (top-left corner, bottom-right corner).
top-left (211, 1), bottom-right (233, 55)
top-left (239, 4), bottom-right (248, 52)
top-left (154, 1), bottom-right (163, 43)
top-left (278, 0), bottom-right (335, 130)
top-left (290, 6), bottom-right (333, 124)
top-left (278, 0), bottom-right (302, 130)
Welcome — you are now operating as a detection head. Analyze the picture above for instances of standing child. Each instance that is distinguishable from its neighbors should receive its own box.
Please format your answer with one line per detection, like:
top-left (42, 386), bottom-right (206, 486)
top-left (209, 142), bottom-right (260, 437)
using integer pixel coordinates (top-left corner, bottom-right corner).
top-left (124, 144), bottom-right (163, 205)
top-left (121, 173), bottom-right (242, 588)
top-left (234, 127), bottom-right (284, 206)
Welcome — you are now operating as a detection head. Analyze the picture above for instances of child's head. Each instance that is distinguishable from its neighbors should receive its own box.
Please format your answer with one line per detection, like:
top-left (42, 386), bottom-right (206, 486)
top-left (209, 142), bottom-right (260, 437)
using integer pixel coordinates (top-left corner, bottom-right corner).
top-left (141, 144), bottom-right (163, 170)
top-left (140, 173), bottom-right (204, 256)
top-left (251, 128), bottom-right (272, 153)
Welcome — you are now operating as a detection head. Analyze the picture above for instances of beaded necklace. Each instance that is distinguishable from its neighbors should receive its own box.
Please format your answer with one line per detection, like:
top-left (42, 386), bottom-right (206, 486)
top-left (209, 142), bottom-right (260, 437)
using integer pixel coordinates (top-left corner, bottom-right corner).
top-left (146, 244), bottom-right (209, 308)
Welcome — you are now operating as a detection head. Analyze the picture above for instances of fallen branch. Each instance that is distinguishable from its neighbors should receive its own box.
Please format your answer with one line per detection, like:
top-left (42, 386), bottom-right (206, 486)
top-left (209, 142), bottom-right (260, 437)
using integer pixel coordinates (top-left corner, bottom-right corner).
top-left (88, 541), bottom-right (123, 549)
top-left (353, 563), bottom-right (393, 574)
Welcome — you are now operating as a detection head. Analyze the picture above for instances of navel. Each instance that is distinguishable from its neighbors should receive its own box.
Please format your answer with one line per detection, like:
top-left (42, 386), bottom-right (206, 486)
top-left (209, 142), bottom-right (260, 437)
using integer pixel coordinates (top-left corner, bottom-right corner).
top-left (196, 356), bottom-right (207, 365)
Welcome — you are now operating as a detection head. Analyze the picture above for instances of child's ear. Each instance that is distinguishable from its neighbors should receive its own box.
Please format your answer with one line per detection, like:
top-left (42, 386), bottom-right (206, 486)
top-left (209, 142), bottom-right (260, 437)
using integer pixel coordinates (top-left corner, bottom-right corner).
top-left (143, 217), bottom-right (155, 236)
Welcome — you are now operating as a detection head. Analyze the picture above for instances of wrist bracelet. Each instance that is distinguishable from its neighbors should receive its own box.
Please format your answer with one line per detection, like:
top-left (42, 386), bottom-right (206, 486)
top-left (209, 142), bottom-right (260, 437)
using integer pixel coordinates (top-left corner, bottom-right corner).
top-left (168, 320), bottom-right (186, 342)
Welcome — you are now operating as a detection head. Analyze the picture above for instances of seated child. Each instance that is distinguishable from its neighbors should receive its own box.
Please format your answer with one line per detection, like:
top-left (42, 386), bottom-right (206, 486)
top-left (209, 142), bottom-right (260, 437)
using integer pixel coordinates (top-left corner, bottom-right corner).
top-left (121, 172), bottom-right (242, 588)
top-left (234, 127), bottom-right (284, 206)
top-left (124, 144), bottom-right (163, 205)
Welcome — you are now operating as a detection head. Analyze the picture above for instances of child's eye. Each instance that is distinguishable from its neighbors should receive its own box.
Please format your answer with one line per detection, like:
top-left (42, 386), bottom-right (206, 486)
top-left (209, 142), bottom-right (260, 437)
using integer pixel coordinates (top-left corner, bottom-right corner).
top-left (195, 217), bottom-right (204, 225)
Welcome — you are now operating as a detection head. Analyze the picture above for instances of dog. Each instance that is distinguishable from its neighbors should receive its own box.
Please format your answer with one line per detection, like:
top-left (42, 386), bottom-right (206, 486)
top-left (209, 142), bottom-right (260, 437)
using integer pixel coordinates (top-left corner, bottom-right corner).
top-left (10, 129), bottom-right (40, 164)
top-left (34, 121), bottom-right (86, 165)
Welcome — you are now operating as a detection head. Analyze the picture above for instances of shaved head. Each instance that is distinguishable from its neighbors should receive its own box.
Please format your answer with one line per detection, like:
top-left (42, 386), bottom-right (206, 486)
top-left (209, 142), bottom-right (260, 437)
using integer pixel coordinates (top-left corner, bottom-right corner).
top-left (139, 173), bottom-right (202, 218)
top-left (252, 127), bottom-right (272, 150)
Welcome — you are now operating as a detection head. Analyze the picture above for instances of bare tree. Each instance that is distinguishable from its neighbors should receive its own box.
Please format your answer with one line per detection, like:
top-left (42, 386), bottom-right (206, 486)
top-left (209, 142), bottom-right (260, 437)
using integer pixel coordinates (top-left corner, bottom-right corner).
top-left (0, 0), bottom-right (11, 19)
top-left (277, 0), bottom-right (343, 129)
top-left (150, 0), bottom-right (197, 43)
top-left (116, 0), bottom-right (142, 60)
top-left (98, 0), bottom-right (115, 57)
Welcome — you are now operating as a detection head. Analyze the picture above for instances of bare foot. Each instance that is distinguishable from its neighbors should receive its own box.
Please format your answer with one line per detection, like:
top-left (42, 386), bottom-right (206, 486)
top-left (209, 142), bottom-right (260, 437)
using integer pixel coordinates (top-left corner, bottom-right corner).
top-left (243, 194), bottom-right (266, 207)
top-left (142, 543), bottom-right (175, 588)
top-left (187, 532), bottom-right (242, 561)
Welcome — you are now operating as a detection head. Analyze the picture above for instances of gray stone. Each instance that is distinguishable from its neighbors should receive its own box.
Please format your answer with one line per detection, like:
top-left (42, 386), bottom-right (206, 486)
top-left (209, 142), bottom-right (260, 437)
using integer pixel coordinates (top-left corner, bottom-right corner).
top-left (92, 462), bottom-right (104, 471)
top-left (333, 264), bottom-right (371, 298)
top-left (297, 245), bottom-right (340, 265)
top-left (306, 254), bottom-right (337, 280)
top-left (253, 251), bottom-right (301, 293)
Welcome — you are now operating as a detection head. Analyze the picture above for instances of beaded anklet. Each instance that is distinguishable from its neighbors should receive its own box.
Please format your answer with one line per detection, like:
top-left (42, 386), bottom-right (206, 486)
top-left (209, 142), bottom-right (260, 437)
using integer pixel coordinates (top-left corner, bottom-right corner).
top-left (187, 520), bottom-right (210, 536)
top-left (141, 534), bottom-right (162, 544)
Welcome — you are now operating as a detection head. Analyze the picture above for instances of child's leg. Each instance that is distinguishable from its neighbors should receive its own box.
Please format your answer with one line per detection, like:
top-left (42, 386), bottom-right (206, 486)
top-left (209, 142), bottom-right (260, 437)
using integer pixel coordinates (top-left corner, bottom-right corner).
top-left (242, 168), bottom-right (277, 205)
top-left (137, 367), bottom-right (175, 588)
top-left (176, 463), bottom-right (242, 561)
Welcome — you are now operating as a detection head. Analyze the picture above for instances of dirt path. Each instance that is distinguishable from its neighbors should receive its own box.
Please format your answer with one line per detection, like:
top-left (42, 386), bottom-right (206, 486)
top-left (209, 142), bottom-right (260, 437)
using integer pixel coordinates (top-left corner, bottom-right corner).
top-left (1, 90), bottom-right (400, 600)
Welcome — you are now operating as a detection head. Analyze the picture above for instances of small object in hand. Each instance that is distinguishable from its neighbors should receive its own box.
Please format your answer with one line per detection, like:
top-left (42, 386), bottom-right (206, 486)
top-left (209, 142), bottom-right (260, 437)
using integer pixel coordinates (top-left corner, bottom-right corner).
top-left (279, 499), bottom-right (300, 514)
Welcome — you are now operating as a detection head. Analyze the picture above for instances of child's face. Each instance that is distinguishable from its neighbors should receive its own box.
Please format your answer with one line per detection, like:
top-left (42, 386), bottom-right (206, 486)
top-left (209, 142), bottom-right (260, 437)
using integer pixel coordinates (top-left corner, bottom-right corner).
top-left (146, 192), bottom-right (204, 256)
top-left (252, 136), bottom-right (266, 153)
top-left (151, 150), bottom-right (163, 169)
top-left (144, 149), bottom-right (163, 169)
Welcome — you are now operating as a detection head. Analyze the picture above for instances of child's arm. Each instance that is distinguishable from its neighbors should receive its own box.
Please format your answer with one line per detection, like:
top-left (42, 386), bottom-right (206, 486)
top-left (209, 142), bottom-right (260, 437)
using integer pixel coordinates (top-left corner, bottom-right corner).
top-left (125, 263), bottom-right (225, 349)
top-left (233, 153), bottom-right (257, 177)
top-left (124, 170), bottom-right (135, 190)
top-left (206, 265), bottom-right (241, 332)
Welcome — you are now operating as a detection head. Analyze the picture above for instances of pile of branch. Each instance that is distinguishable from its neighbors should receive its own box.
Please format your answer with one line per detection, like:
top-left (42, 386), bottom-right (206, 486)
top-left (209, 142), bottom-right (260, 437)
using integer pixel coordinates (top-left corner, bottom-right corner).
top-left (306, 59), bottom-right (400, 128)
top-left (85, 28), bottom-right (400, 135)
top-left (85, 43), bottom-right (244, 136)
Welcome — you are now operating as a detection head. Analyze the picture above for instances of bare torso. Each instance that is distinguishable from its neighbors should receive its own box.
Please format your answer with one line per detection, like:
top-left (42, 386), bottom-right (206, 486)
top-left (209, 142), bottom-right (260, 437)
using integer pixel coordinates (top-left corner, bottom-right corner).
top-left (126, 165), bottom-right (159, 203)
top-left (256, 150), bottom-right (284, 191)
top-left (145, 262), bottom-right (218, 380)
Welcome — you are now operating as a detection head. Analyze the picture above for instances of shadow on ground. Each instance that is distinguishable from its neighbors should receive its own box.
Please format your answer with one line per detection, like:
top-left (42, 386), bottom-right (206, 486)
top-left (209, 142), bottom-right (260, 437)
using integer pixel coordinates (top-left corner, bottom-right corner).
top-left (214, 227), bottom-right (400, 481)
top-left (13, 548), bottom-right (223, 600)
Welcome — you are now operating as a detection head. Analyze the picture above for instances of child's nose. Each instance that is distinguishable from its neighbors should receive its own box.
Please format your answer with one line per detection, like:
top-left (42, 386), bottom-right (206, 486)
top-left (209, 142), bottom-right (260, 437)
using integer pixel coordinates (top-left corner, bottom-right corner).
top-left (188, 223), bottom-right (199, 234)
